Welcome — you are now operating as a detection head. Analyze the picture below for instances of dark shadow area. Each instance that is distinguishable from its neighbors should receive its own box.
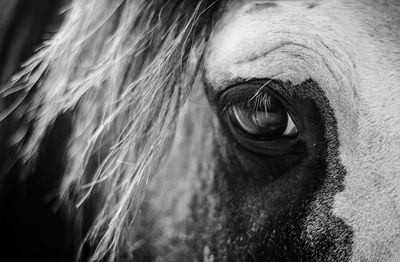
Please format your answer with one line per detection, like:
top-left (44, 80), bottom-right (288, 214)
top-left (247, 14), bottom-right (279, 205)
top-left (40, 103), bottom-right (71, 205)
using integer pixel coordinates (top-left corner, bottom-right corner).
top-left (0, 1), bottom-right (79, 261)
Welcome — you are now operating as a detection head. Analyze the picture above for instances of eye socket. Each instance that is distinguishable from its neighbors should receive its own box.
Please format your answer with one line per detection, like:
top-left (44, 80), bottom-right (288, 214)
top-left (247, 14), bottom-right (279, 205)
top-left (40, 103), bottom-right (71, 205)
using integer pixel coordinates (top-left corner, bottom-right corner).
top-left (219, 81), bottom-right (300, 155)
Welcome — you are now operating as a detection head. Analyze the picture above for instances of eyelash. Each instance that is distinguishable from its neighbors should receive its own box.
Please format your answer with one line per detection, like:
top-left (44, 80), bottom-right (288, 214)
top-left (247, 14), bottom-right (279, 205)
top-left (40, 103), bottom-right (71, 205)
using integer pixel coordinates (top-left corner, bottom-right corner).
top-left (219, 82), bottom-right (278, 114)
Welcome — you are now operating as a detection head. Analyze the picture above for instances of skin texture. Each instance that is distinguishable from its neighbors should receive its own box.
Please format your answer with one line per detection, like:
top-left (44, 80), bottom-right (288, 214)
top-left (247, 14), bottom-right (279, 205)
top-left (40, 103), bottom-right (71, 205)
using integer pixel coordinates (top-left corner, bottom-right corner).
top-left (136, 0), bottom-right (400, 261)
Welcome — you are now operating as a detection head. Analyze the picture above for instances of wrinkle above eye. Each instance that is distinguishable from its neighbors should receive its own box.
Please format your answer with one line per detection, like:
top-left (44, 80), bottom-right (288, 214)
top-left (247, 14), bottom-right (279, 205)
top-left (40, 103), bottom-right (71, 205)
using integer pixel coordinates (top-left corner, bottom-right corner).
top-left (205, 37), bottom-right (356, 100)
top-left (203, 3), bottom-right (359, 106)
top-left (233, 40), bottom-right (312, 65)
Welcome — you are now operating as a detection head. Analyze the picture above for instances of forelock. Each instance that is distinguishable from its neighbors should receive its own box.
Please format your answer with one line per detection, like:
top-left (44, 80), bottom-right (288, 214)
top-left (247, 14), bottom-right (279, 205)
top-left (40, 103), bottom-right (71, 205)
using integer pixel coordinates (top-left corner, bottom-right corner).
top-left (1, 0), bottom-right (225, 260)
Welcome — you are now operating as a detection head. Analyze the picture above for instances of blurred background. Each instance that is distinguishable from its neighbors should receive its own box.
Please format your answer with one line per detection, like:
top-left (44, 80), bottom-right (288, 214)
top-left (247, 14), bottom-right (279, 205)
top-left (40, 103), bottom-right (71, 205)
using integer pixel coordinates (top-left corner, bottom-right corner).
top-left (0, 1), bottom-right (78, 261)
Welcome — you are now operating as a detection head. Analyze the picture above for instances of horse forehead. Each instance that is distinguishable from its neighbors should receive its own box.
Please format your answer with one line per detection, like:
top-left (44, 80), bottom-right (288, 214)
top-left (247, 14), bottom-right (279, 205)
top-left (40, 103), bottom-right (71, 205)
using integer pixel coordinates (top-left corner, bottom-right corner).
top-left (205, 0), bottom-right (400, 261)
top-left (206, 0), bottom-right (400, 88)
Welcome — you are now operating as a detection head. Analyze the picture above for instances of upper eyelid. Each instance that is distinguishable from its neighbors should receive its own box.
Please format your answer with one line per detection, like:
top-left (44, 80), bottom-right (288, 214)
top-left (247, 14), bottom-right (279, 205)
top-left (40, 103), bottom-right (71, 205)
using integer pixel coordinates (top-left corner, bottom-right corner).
top-left (217, 79), bottom-right (291, 109)
top-left (218, 84), bottom-right (269, 117)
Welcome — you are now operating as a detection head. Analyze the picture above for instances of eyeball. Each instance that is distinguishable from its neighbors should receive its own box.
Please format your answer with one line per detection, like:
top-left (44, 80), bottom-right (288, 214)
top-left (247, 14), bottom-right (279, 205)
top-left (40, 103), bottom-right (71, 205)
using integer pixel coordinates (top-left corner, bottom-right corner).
top-left (227, 92), bottom-right (298, 140)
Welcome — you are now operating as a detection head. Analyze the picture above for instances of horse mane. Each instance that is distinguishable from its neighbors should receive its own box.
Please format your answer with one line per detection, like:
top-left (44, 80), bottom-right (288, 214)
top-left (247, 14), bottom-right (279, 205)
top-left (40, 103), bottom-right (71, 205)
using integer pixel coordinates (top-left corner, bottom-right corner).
top-left (1, 0), bottom-right (224, 260)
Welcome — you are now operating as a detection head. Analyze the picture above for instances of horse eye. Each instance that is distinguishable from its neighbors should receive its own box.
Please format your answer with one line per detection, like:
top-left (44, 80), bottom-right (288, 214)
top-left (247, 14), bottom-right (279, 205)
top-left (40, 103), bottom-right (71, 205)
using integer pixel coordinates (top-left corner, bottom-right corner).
top-left (218, 83), bottom-right (301, 155)
top-left (227, 93), bottom-right (298, 140)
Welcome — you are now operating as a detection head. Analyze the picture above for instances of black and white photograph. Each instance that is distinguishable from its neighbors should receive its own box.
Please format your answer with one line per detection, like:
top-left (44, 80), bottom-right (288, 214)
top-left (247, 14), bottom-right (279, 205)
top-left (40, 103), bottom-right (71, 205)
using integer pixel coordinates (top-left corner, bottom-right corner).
top-left (1, 0), bottom-right (400, 261)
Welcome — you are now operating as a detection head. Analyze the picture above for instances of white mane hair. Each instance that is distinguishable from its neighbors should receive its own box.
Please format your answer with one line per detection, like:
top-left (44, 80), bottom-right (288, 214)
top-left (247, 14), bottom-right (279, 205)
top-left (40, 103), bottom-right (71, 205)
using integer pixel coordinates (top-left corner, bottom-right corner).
top-left (1, 0), bottom-right (223, 260)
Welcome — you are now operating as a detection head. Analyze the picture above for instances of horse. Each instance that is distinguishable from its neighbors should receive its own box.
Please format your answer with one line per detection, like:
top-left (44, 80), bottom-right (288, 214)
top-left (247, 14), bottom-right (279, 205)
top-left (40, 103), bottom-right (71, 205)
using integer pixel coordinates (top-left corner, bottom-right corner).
top-left (1, 0), bottom-right (400, 261)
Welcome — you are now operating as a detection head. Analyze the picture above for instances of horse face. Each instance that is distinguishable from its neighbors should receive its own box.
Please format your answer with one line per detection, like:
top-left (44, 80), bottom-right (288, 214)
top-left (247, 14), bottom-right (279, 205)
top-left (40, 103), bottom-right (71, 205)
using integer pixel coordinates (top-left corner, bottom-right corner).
top-left (141, 1), bottom-right (400, 261)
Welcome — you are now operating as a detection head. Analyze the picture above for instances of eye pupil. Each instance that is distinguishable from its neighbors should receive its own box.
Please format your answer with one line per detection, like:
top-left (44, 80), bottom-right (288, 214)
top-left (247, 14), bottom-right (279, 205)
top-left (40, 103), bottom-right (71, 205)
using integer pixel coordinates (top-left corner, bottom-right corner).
top-left (228, 92), bottom-right (293, 139)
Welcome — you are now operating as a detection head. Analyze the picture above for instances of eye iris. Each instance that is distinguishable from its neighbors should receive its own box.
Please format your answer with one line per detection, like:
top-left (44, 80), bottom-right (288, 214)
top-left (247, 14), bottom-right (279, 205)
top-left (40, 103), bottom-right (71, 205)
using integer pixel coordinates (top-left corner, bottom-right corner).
top-left (229, 94), bottom-right (289, 138)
